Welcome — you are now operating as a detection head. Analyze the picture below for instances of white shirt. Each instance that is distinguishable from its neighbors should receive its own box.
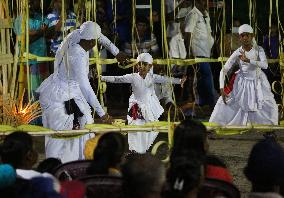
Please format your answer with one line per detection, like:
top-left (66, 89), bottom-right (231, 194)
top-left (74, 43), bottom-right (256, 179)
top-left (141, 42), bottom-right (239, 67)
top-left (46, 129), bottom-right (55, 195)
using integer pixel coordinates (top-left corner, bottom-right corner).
top-left (166, 0), bottom-right (181, 38)
top-left (102, 73), bottom-right (181, 121)
top-left (219, 46), bottom-right (268, 88)
top-left (184, 7), bottom-right (214, 57)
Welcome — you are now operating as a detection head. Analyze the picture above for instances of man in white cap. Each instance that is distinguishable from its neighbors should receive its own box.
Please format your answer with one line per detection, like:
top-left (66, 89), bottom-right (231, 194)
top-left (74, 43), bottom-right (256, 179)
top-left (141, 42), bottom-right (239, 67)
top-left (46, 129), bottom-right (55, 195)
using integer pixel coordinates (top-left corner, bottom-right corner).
top-left (36, 21), bottom-right (129, 162)
top-left (209, 24), bottom-right (278, 126)
top-left (102, 53), bottom-right (186, 153)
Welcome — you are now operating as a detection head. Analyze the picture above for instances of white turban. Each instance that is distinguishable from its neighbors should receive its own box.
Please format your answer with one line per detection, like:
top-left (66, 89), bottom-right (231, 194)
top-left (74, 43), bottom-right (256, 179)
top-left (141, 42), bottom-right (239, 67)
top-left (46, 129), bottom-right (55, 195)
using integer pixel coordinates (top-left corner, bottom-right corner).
top-left (79, 21), bottom-right (101, 40)
top-left (54, 21), bottom-right (101, 71)
top-left (238, 24), bottom-right (253, 34)
top-left (137, 53), bottom-right (153, 64)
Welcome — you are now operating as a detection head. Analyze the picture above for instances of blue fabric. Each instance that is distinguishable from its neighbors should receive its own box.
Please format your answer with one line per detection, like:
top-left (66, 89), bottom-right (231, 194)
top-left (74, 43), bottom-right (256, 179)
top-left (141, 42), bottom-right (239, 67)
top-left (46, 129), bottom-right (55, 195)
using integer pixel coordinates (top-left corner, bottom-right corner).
top-left (0, 164), bottom-right (16, 189)
top-left (46, 11), bottom-right (77, 53)
top-left (196, 62), bottom-right (216, 107)
top-left (13, 13), bottom-right (48, 64)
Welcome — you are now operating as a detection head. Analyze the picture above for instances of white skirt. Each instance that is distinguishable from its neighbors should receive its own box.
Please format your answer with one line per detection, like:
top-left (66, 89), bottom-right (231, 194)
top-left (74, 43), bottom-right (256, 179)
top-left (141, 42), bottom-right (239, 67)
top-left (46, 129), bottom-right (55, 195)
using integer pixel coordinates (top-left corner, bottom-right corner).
top-left (210, 71), bottom-right (278, 125)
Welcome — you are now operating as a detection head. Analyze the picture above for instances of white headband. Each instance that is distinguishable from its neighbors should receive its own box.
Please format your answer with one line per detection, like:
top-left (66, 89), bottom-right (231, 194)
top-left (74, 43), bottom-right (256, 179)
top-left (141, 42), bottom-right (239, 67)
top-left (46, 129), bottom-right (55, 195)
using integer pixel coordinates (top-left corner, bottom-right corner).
top-left (238, 24), bottom-right (253, 34)
top-left (137, 53), bottom-right (153, 64)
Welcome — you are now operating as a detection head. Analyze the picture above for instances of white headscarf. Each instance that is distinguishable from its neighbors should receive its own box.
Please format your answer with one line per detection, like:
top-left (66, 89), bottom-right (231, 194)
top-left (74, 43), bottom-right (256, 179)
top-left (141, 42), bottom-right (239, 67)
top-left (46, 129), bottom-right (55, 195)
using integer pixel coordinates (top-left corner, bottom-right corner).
top-left (238, 24), bottom-right (258, 50)
top-left (238, 24), bottom-right (253, 34)
top-left (137, 53), bottom-right (153, 64)
top-left (54, 21), bottom-right (101, 71)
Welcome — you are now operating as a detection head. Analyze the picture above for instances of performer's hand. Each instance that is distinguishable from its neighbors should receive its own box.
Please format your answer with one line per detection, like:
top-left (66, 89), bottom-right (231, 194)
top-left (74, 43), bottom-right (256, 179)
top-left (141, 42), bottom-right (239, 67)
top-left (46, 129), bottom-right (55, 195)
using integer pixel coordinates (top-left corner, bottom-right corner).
top-left (180, 75), bottom-right (187, 88)
top-left (115, 52), bottom-right (130, 65)
top-left (220, 88), bottom-right (228, 104)
top-left (100, 113), bottom-right (113, 124)
top-left (239, 50), bottom-right (250, 63)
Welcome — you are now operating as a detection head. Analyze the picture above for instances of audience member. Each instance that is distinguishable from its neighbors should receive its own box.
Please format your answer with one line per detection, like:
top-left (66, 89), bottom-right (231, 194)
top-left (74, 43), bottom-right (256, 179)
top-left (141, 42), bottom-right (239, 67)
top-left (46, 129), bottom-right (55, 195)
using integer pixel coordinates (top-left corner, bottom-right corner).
top-left (163, 155), bottom-right (204, 198)
top-left (184, 0), bottom-right (216, 109)
top-left (198, 155), bottom-right (240, 198)
top-left (122, 153), bottom-right (166, 198)
top-left (244, 138), bottom-right (284, 197)
top-left (86, 132), bottom-right (126, 176)
top-left (171, 119), bottom-right (209, 161)
top-left (123, 15), bottom-right (160, 58)
top-left (263, 21), bottom-right (281, 103)
top-left (13, 0), bottom-right (50, 105)
top-left (0, 132), bottom-right (38, 170)
top-left (223, 18), bottom-right (242, 57)
top-left (37, 158), bottom-right (62, 174)
top-left (0, 164), bottom-right (16, 189)
top-left (106, 0), bottom-right (131, 46)
top-left (46, 0), bottom-right (77, 56)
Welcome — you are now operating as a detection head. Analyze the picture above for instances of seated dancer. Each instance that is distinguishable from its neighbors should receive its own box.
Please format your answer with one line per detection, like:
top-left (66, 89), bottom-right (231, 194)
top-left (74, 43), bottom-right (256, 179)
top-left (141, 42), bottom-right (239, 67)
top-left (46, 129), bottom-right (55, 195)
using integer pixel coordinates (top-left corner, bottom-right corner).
top-left (36, 21), bottom-right (129, 163)
top-left (209, 24), bottom-right (278, 125)
top-left (101, 53), bottom-right (186, 153)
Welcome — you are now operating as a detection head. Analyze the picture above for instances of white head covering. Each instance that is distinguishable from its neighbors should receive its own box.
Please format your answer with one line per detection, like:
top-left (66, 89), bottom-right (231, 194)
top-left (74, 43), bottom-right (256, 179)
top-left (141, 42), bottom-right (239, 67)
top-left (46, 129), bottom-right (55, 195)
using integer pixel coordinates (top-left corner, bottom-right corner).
top-left (54, 21), bottom-right (101, 72)
top-left (238, 24), bottom-right (253, 34)
top-left (137, 53), bottom-right (153, 64)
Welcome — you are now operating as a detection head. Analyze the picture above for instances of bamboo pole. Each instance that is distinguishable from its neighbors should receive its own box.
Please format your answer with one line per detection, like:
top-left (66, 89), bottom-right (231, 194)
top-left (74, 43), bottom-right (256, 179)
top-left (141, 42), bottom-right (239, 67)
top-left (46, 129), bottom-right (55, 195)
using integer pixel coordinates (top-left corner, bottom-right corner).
top-left (18, 0), bottom-right (27, 100)
top-left (1, 124), bottom-right (284, 137)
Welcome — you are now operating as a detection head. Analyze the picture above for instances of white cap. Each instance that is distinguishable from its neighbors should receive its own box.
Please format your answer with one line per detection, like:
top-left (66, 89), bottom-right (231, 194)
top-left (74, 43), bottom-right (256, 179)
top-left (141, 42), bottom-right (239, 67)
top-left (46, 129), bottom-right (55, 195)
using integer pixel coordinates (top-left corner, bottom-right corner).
top-left (238, 24), bottom-right (253, 34)
top-left (137, 53), bottom-right (153, 64)
top-left (80, 21), bottom-right (101, 40)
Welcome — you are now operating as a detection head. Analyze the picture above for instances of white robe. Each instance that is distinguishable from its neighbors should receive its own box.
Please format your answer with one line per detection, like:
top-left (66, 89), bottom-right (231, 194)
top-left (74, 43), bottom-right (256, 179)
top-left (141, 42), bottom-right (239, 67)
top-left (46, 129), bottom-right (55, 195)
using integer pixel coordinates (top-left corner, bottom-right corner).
top-left (102, 73), bottom-right (181, 153)
top-left (37, 35), bottom-right (119, 163)
top-left (209, 46), bottom-right (278, 126)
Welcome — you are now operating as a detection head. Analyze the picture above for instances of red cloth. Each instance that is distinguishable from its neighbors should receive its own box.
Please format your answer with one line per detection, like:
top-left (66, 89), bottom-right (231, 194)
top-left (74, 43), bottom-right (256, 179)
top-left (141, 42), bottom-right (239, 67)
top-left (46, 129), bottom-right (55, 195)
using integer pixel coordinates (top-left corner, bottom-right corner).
top-left (129, 103), bottom-right (144, 120)
top-left (60, 180), bottom-right (86, 198)
top-left (206, 165), bottom-right (233, 183)
top-left (224, 73), bottom-right (237, 95)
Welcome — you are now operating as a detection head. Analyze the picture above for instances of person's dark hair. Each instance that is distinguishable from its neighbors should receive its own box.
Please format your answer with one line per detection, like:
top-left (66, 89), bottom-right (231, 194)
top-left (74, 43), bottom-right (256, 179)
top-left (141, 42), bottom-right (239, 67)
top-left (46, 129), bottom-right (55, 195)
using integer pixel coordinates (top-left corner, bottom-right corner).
top-left (171, 119), bottom-right (208, 162)
top-left (206, 154), bottom-right (227, 168)
top-left (136, 15), bottom-right (149, 25)
top-left (122, 153), bottom-right (166, 198)
top-left (0, 132), bottom-right (34, 169)
top-left (163, 155), bottom-right (204, 198)
top-left (37, 158), bottom-right (62, 174)
top-left (244, 138), bottom-right (284, 192)
top-left (87, 132), bottom-right (126, 175)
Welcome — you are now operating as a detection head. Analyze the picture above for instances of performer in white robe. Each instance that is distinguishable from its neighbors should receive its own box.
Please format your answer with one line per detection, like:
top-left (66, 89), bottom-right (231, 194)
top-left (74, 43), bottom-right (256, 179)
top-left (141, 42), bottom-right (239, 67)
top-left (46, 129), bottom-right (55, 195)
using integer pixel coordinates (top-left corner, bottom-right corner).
top-left (102, 53), bottom-right (186, 153)
top-left (36, 21), bottom-right (129, 162)
top-left (209, 24), bottom-right (278, 126)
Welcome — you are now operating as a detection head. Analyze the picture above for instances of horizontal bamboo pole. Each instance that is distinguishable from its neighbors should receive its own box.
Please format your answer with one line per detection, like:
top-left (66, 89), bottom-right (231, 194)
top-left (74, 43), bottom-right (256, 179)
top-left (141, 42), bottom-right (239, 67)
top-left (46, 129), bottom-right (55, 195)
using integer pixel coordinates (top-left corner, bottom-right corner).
top-left (1, 125), bottom-right (284, 137)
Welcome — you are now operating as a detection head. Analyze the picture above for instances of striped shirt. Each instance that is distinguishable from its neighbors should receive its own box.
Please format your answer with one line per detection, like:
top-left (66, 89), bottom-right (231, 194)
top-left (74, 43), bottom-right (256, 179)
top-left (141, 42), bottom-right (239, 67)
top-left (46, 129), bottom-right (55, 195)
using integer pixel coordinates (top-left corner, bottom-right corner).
top-left (47, 11), bottom-right (77, 54)
top-left (124, 33), bottom-right (159, 56)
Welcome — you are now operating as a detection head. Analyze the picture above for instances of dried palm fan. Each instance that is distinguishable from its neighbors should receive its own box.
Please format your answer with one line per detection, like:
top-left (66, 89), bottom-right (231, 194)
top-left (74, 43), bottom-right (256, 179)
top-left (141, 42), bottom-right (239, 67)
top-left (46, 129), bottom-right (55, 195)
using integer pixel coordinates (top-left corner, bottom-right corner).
top-left (0, 90), bottom-right (41, 126)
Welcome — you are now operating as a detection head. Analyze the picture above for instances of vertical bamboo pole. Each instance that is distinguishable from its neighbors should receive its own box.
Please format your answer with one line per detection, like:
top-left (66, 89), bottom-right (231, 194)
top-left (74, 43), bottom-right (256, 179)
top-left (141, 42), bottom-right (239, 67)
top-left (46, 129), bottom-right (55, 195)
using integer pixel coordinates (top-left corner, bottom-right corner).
top-left (18, 0), bottom-right (27, 100)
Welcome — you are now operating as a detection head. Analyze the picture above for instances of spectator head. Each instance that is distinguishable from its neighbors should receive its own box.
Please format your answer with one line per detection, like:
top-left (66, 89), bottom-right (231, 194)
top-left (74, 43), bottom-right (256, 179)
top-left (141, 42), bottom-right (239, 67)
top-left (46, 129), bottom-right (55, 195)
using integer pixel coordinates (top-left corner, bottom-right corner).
top-left (163, 155), bottom-right (204, 198)
top-left (136, 15), bottom-right (149, 38)
top-left (244, 138), bottom-right (284, 193)
top-left (205, 155), bottom-right (233, 183)
top-left (48, 0), bottom-right (71, 13)
top-left (37, 158), bottom-right (62, 174)
top-left (171, 119), bottom-right (208, 161)
top-left (122, 153), bottom-right (166, 198)
top-left (0, 132), bottom-right (38, 169)
top-left (0, 164), bottom-right (16, 189)
top-left (270, 20), bottom-right (279, 36)
top-left (198, 155), bottom-right (240, 198)
top-left (232, 18), bottom-right (241, 34)
top-left (86, 132), bottom-right (127, 175)
top-left (194, 0), bottom-right (207, 10)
